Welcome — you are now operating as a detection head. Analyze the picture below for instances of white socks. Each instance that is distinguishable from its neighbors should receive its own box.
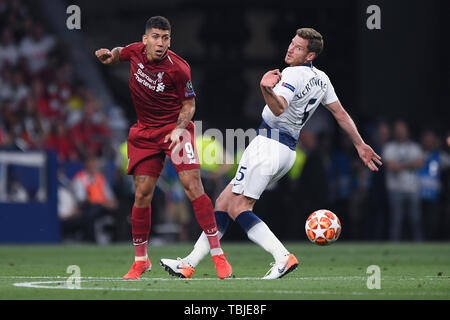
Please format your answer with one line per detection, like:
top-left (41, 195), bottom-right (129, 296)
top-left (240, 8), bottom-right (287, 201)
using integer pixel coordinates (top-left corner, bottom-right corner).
top-left (246, 221), bottom-right (290, 263)
top-left (184, 231), bottom-right (225, 267)
top-left (183, 219), bottom-right (289, 267)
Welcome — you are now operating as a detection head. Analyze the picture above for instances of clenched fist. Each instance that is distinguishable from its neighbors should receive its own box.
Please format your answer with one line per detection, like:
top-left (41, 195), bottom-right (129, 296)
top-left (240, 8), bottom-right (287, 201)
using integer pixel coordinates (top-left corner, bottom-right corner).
top-left (95, 48), bottom-right (115, 65)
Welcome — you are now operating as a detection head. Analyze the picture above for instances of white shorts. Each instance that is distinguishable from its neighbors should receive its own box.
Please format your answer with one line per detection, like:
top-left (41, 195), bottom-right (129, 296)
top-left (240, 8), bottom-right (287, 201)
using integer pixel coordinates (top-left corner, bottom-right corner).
top-left (230, 135), bottom-right (296, 199)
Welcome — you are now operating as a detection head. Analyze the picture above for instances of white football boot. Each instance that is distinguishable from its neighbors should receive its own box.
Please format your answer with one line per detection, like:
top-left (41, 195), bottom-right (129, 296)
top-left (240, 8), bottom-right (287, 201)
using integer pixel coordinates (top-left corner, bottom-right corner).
top-left (160, 258), bottom-right (195, 279)
top-left (262, 254), bottom-right (299, 279)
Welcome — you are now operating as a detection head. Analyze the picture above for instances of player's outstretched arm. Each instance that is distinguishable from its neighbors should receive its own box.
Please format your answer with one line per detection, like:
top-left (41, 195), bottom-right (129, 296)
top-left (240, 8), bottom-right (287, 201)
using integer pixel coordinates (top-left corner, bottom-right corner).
top-left (325, 100), bottom-right (382, 171)
top-left (95, 47), bottom-right (122, 65)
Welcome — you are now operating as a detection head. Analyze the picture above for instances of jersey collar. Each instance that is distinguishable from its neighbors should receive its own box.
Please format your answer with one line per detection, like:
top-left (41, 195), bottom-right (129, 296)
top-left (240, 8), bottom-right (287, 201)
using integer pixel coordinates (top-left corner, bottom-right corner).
top-left (301, 62), bottom-right (312, 67)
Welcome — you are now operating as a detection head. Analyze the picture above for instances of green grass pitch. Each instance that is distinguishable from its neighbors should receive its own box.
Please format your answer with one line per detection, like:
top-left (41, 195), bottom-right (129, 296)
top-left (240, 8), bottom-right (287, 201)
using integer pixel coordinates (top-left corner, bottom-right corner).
top-left (0, 242), bottom-right (449, 300)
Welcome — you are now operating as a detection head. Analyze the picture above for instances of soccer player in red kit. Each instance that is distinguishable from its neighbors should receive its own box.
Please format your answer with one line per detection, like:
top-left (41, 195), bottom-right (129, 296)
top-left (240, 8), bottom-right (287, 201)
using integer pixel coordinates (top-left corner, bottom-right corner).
top-left (95, 16), bottom-right (232, 279)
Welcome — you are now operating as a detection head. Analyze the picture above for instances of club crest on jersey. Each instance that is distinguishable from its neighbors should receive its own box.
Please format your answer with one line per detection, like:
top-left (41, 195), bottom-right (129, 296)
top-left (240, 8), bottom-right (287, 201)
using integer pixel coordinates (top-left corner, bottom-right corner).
top-left (156, 82), bottom-right (165, 92)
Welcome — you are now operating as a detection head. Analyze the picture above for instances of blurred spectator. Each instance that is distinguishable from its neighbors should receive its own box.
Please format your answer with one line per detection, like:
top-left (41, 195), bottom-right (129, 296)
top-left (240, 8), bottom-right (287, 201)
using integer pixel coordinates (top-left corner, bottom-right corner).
top-left (418, 129), bottom-right (450, 240)
top-left (57, 170), bottom-right (82, 241)
top-left (348, 150), bottom-right (371, 240)
top-left (45, 62), bottom-right (74, 119)
top-left (272, 129), bottom-right (308, 239)
top-left (0, 112), bottom-right (12, 147)
top-left (70, 96), bottom-right (112, 160)
top-left (7, 179), bottom-right (28, 202)
top-left (283, 130), bottom-right (330, 239)
top-left (70, 156), bottom-right (118, 242)
top-left (58, 184), bottom-right (79, 220)
top-left (20, 95), bottom-right (44, 148)
top-left (0, 27), bottom-right (19, 70)
top-left (18, 21), bottom-right (55, 75)
top-left (158, 160), bottom-right (192, 242)
top-left (1, 98), bottom-right (26, 149)
top-left (328, 133), bottom-right (359, 239)
top-left (195, 133), bottom-right (232, 202)
top-left (7, 67), bottom-right (29, 109)
top-left (383, 120), bottom-right (424, 241)
top-left (0, 0), bottom-right (125, 244)
top-left (364, 120), bottom-right (390, 240)
top-left (44, 120), bottom-right (78, 162)
top-left (31, 78), bottom-right (54, 119)
top-left (443, 131), bottom-right (450, 239)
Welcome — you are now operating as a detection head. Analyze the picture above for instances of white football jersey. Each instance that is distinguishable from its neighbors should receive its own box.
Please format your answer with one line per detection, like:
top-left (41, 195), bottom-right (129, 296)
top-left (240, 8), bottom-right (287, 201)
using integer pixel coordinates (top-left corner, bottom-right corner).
top-left (261, 63), bottom-right (339, 140)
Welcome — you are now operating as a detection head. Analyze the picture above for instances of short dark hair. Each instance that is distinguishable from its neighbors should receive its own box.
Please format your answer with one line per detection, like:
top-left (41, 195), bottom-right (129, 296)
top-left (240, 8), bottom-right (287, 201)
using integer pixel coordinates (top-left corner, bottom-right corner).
top-left (145, 16), bottom-right (171, 32)
top-left (296, 28), bottom-right (324, 56)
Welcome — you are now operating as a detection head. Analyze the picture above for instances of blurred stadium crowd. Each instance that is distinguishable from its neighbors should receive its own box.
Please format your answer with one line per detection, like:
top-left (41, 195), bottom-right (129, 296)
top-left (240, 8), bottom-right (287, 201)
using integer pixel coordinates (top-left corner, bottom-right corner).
top-left (1, 0), bottom-right (449, 243)
top-left (0, 0), bottom-right (125, 241)
top-left (0, 0), bottom-right (116, 159)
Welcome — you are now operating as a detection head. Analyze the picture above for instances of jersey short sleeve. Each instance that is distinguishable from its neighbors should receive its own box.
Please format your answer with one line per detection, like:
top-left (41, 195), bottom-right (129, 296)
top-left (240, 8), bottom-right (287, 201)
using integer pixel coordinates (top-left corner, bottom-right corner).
top-left (173, 63), bottom-right (196, 101)
top-left (321, 75), bottom-right (339, 105)
top-left (119, 42), bottom-right (141, 62)
top-left (273, 67), bottom-right (299, 106)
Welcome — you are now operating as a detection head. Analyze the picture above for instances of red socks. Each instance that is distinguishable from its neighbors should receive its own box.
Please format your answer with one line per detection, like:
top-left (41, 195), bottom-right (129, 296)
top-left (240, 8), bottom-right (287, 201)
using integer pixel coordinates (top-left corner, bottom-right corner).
top-left (191, 194), bottom-right (221, 251)
top-left (131, 195), bottom-right (221, 258)
top-left (131, 205), bottom-right (151, 257)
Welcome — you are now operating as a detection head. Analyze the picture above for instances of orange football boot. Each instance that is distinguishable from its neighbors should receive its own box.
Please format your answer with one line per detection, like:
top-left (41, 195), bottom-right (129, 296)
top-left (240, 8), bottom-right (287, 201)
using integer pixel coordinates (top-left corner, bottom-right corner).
top-left (122, 258), bottom-right (151, 279)
top-left (212, 254), bottom-right (232, 279)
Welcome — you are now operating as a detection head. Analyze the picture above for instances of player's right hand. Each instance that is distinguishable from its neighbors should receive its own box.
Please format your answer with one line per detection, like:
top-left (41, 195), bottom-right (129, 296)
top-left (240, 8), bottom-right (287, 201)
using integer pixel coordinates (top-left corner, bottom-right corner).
top-left (260, 69), bottom-right (282, 88)
top-left (164, 128), bottom-right (185, 151)
top-left (95, 49), bottom-right (114, 65)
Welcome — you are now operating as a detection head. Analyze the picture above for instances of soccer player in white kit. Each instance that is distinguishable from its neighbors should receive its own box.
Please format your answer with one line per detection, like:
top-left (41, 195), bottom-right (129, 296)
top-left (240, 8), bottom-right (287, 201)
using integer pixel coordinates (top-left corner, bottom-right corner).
top-left (160, 28), bottom-right (382, 279)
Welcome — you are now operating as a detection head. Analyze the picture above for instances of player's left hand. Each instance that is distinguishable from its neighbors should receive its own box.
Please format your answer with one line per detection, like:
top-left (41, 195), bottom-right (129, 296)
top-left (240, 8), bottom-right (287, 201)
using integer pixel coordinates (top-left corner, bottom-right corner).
top-left (356, 143), bottom-right (382, 171)
top-left (164, 128), bottom-right (185, 150)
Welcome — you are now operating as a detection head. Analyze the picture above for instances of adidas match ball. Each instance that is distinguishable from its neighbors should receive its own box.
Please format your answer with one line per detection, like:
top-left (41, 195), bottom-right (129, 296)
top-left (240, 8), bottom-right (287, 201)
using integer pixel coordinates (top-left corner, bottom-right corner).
top-left (305, 209), bottom-right (341, 246)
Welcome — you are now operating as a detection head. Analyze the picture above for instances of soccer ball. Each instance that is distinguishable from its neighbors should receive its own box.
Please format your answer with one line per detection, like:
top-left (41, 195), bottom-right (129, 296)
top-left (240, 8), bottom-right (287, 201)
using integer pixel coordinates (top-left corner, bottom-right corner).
top-left (305, 209), bottom-right (341, 245)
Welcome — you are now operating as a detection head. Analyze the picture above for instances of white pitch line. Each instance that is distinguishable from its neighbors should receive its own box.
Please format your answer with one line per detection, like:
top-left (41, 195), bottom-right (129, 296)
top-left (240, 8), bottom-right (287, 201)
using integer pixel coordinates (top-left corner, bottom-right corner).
top-left (4, 276), bottom-right (264, 281)
top-left (2, 275), bottom-right (449, 281)
top-left (2, 275), bottom-right (370, 282)
top-left (11, 280), bottom-right (450, 297)
top-left (5, 273), bottom-right (450, 297)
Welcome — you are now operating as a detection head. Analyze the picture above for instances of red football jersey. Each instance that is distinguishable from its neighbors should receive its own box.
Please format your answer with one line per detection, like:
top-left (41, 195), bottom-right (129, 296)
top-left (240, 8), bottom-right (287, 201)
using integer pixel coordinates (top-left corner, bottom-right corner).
top-left (120, 42), bottom-right (196, 127)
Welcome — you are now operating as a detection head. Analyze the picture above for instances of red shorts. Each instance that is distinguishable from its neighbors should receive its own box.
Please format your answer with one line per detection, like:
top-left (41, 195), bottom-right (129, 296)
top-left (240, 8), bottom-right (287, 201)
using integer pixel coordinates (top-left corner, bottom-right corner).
top-left (126, 121), bottom-right (200, 177)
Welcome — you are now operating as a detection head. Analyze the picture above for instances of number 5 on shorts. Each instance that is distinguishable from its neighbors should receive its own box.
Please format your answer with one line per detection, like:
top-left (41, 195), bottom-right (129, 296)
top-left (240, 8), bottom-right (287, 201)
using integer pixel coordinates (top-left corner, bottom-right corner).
top-left (236, 166), bottom-right (247, 181)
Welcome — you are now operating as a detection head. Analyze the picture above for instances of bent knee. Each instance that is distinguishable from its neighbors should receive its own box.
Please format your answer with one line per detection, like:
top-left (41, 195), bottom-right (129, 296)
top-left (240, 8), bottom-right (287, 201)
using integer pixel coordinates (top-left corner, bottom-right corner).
top-left (228, 206), bottom-right (245, 220)
top-left (183, 179), bottom-right (204, 200)
top-left (214, 184), bottom-right (235, 213)
top-left (228, 197), bottom-right (255, 220)
top-left (215, 195), bottom-right (229, 213)
top-left (135, 188), bottom-right (154, 206)
top-left (185, 179), bottom-right (203, 194)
